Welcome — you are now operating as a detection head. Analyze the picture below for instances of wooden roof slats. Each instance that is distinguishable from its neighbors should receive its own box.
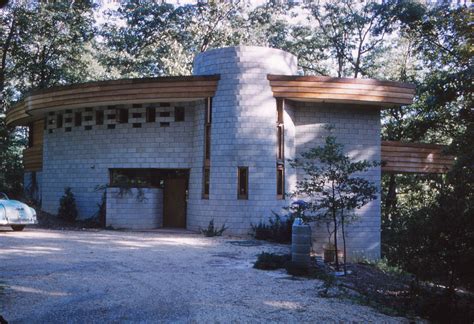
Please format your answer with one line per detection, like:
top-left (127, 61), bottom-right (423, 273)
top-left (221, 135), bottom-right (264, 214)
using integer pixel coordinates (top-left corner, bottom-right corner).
top-left (23, 146), bottom-right (43, 172)
top-left (268, 75), bottom-right (415, 107)
top-left (29, 82), bottom-right (219, 102)
top-left (6, 75), bottom-right (220, 126)
top-left (267, 75), bottom-right (415, 88)
top-left (381, 141), bottom-right (454, 174)
top-left (28, 91), bottom-right (217, 112)
top-left (5, 102), bottom-right (30, 126)
top-left (22, 120), bottom-right (44, 172)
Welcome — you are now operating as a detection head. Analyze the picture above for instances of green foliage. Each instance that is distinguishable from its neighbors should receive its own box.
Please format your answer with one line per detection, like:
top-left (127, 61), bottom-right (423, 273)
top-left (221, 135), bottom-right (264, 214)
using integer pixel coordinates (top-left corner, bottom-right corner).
top-left (356, 256), bottom-right (406, 277)
top-left (200, 219), bottom-right (227, 237)
top-left (290, 132), bottom-right (379, 273)
top-left (100, 1), bottom-right (252, 77)
top-left (1, 1), bottom-right (97, 99)
top-left (251, 211), bottom-right (293, 244)
top-left (380, 4), bottom-right (473, 308)
top-left (57, 187), bottom-right (78, 223)
top-left (253, 252), bottom-right (290, 270)
top-left (1, 1), bottom-right (97, 200)
top-left (0, 115), bottom-right (25, 198)
top-left (106, 176), bottom-right (148, 202)
top-left (304, 0), bottom-right (408, 78)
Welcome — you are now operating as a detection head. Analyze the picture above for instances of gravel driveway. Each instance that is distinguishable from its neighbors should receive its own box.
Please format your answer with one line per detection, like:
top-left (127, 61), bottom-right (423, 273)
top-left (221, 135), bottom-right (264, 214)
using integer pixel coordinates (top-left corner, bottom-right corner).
top-left (0, 228), bottom-right (406, 323)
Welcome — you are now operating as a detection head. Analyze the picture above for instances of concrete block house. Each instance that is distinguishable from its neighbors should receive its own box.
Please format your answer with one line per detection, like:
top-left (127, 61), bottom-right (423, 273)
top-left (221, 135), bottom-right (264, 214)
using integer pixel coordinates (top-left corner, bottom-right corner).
top-left (6, 46), bottom-right (417, 258)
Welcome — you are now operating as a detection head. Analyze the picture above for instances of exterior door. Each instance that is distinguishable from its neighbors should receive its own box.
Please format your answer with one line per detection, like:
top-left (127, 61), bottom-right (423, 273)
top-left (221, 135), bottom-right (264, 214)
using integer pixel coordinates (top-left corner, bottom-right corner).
top-left (163, 178), bottom-right (187, 228)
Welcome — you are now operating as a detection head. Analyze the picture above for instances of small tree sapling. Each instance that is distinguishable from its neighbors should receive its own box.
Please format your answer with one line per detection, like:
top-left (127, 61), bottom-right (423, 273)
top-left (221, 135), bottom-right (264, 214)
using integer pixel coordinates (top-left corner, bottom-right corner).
top-left (290, 134), bottom-right (378, 274)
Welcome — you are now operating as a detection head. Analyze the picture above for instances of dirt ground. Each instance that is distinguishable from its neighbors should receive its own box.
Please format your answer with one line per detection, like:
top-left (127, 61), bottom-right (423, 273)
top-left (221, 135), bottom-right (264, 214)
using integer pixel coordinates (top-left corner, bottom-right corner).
top-left (0, 227), bottom-right (409, 323)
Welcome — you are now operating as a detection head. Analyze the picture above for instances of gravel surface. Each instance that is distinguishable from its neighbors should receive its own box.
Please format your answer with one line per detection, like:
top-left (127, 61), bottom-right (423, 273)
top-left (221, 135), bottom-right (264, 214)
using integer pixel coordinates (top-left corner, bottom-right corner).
top-left (0, 228), bottom-right (408, 323)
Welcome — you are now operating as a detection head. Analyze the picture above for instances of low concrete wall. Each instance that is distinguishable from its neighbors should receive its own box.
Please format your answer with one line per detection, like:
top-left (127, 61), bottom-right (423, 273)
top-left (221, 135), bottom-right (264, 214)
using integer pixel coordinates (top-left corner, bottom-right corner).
top-left (106, 188), bottom-right (163, 230)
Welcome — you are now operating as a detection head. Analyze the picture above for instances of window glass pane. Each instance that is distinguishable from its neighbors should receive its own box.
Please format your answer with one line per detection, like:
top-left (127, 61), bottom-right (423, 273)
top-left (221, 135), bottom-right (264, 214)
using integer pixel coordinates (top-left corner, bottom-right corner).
top-left (205, 125), bottom-right (211, 161)
top-left (117, 109), bottom-right (128, 123)
top-left (96, 111), bottom-right (104, 125)
top-left (277, 99), bottom-right (283, 124)
top-left (238, 167), bottom-right (248, 199)
top-left (175, 107), bottom-right (185, 122)
top-left (146, 107), bottom-right (156, 123)
top-left (277, 125), bottom-right (284, 160)
top-left (56, 114), bottom-right (63, 128)
top-left (206, 97), bottom-right (212, 124)
top-left (74, 112), bottom-right (82, 126)
top-left (277, 167), bottom-right (285, 198)
top-left (203, 167), bottom-right (210, 198)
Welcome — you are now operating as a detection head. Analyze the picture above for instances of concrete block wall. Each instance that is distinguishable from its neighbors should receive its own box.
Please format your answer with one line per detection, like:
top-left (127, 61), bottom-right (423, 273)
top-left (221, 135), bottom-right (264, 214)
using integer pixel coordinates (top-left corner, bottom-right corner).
top-left (106, 188), bottom-right (163, 229)
top-left (290, 101), bottom-right (381, 259)
top-left (36, 45), bottom-right (383, 259)
top-left (41, 101), bottom-right (196, 218)
top-left (189, 46), bottom-right (298, 234)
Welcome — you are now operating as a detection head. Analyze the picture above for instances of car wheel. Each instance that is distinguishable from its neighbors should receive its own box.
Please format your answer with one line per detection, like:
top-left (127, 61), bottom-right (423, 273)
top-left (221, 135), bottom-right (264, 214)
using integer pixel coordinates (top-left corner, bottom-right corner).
top-left (11, 225), bottom-right (25, 231)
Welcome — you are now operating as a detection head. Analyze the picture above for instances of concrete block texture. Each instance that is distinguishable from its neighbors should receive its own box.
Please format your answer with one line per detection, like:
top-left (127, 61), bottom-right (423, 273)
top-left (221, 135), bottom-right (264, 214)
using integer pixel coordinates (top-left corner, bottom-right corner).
top-left (38, 46), bottom-right (381, 259)
top-left (291, 102), bottom-right (381, 260)
top-left (41, 101), bottom-right (197, 218)
top-left (188, 46), bottom-right (298, 234)
top-left (106, 188), bottom-right (163, 230)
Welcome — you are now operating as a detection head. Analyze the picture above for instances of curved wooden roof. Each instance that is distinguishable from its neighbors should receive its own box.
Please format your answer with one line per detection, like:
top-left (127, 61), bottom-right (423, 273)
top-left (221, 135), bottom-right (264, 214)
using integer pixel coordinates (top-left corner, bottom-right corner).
top-left (268, 75), bottom-right (415, 107)
top-left (6, 75), bottom-right (220, 126)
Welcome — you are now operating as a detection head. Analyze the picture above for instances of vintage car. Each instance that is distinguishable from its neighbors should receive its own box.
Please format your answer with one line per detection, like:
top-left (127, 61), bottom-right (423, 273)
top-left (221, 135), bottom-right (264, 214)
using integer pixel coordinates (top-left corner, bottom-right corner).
top-left (0, 192), bottom-right (37, 231)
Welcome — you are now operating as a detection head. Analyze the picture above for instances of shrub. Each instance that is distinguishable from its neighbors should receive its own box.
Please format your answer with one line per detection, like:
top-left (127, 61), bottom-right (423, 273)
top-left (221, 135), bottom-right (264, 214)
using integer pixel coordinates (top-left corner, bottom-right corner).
top-left (253, 252), bottom-right (290, 270)
top-left (95, 190), bottom-right (106, 227)
top-left (251, 212), bottom-right (293, 243)
top-left (200, 219), bottom-right (227, 237)
top-left (285, 260), bottom-right (309, 276)
top-left (57, 187), bottom-right (78, 222)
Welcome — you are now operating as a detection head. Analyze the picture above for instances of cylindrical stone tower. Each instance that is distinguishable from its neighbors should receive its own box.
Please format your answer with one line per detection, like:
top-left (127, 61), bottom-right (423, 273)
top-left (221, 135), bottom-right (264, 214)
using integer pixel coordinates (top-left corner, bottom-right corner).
top-left (187, 46), bottom-right (298, 234)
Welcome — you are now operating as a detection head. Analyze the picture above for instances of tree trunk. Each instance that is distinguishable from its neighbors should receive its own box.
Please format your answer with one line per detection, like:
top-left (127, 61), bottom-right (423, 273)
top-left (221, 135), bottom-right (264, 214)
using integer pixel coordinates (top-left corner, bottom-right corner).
top-left (384, 174), bottom-right (397, 216)
top-left (353, 51), bottom-right (361, 78)
top-left (1, 16), bottom-right (16, 95)
top-left (333, 209), bottom-right (339, 271)
top-left (341, 213), bottom-right (347, 275)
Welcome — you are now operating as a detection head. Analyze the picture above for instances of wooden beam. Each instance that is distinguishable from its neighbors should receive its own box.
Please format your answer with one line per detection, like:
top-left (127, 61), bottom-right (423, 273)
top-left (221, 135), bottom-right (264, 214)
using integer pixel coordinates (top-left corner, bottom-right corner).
top-left (381, 141), bottom-right (454, 174)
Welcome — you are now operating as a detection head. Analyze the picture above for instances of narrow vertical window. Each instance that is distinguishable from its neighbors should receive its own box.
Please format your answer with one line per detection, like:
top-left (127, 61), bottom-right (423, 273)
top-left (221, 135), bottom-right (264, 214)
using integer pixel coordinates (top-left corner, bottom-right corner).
top-left (146, 107), bottom-right (156, 123)
top-left (96, 110), bottom-right (104, 125)
top-left (204, 98), bottom-right (212, 163)
top-left (175, 106), bottom-right (185, 122)
top-left (238, 167), bottom-right (248, 200)
top-left (117, 108), bottom-right (128, 123)
top-left (205, 125), bottom-right (211, 162)
top-left (206, 97), bottom-right (212, 124)
top-left (277, 125), bottom-right (284, 160)
top-left (202, 97), bottom-right (212, 199)
top-left (56, 114), bottom-right (63, 128)
top-left (277, 98), bottom-right (283, 124)
top-left (276, 99), bottom-right (285, 199)
top-left (74, 112), bottom-right (82, 127)
top-left (202, 167), bottom-right (210, 199)
top-left (277, 165), bottom-right (285, 199)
